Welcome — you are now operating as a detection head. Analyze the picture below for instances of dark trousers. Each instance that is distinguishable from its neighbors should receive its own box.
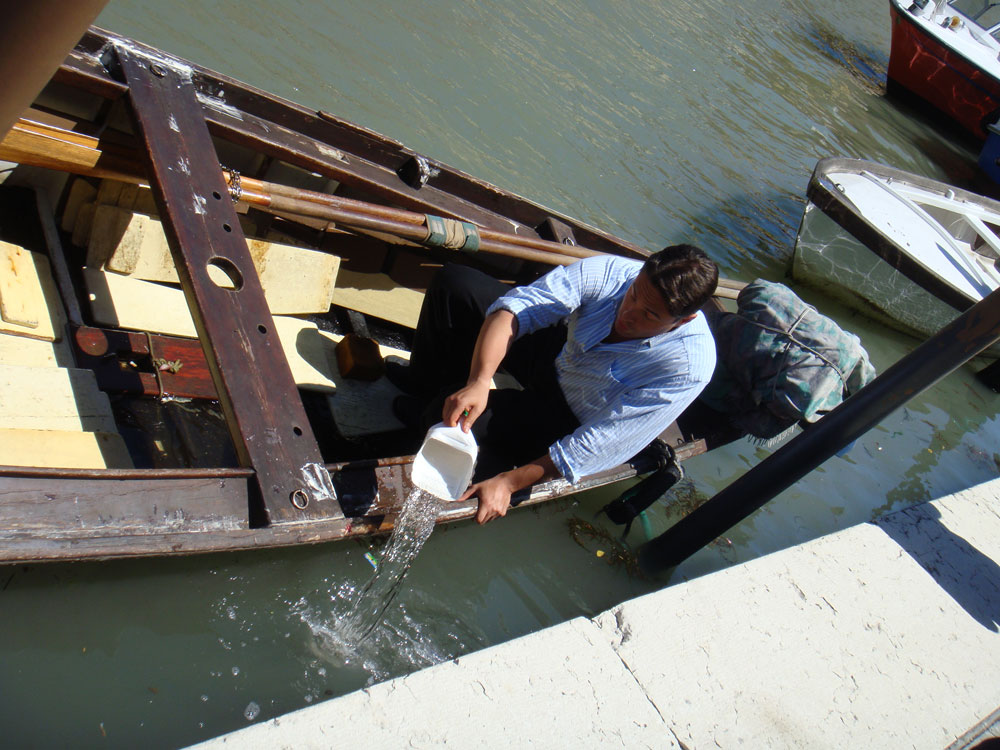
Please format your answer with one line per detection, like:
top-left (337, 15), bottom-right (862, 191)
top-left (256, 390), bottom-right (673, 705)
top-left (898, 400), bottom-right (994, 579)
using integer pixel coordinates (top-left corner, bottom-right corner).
top-left (407, 263), bottom-right (580, 481)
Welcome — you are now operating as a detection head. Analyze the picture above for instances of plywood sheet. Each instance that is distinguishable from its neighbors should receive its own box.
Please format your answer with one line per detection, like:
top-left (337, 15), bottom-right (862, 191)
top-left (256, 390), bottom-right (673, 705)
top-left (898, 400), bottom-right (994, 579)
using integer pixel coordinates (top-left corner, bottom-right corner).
top-left (333, 269), bottom-right (424, 329)
top-left (88, 206), bottom-right (339, 314)
top-left (0, 364), bottom-right (117, 433)
top-left (0, 428), bottom-right (133, 469)
top-left (0, 244), bottom-right (65, 341)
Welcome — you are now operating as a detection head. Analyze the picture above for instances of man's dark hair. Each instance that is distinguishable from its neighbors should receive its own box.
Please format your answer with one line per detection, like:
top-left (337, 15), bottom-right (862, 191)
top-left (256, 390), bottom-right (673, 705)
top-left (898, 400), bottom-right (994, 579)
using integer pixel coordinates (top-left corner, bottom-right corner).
top-left (642, 244), bottom-right (719, 317)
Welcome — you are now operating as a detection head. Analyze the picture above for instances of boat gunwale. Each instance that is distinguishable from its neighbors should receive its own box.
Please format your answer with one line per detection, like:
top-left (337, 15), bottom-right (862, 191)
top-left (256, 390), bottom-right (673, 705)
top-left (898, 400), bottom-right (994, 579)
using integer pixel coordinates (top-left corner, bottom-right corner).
top-left (57, 26), bottom-right (650, 261)
top-left (0, 455), bottom-right (667, 565)
top-left (805, 156), bottom-right (1000, 313)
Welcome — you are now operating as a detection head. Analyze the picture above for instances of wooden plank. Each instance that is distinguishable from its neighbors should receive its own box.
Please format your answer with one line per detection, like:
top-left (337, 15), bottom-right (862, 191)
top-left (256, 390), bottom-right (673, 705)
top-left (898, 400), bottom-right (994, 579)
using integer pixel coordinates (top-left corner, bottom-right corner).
top-left (0, 331), bottom-right (71, 367)
top-left (0, 364), bottom-right (117, 433)
top-left (116, 45), bottom-right (337, 524)
top-left (0, 245), bottom-right (64, 341)
top-left (60, 178), bottom-right (97, 232)
top-left (71, 202), bottom-right (96, 247)
top-left (269, 315), bottom-right (410, 436)
top-left (85, 267), bottom-right (198, 337)
top-left (88, 206), bottom-right (340, 314)
top-left (0, 242), bottom-right (41, 327)
top-left (0, 428), bottom-right (133, 469)
top-left (334, 269), bottom-right (424, 328)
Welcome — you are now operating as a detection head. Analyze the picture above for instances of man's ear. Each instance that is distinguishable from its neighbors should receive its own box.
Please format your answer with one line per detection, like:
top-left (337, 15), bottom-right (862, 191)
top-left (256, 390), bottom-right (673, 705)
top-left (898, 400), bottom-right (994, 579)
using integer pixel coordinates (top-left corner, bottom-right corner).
top-left (670, 314), bottom-right (697, 330)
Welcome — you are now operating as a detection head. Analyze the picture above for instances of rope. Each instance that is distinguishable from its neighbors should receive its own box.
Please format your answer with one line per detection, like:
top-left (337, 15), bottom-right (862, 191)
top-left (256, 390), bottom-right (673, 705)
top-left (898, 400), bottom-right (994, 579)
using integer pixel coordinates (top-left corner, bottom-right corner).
top-left (424, 215), bottom-right (480, 252)
top-left (221, 164), bottom-right (242, 203)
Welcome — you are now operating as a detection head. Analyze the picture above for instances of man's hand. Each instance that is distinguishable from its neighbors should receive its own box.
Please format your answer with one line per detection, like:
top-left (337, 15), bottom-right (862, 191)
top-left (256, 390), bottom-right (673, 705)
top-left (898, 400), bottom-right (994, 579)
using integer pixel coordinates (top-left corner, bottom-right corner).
top-left (459, 455), bottom-right (560, 525)
top-left (459, 472), bottom-right (516, 524)
top-left (443, 379), bottom-right (490, 432)
top-left (443, 309), bottom-right (517, 432)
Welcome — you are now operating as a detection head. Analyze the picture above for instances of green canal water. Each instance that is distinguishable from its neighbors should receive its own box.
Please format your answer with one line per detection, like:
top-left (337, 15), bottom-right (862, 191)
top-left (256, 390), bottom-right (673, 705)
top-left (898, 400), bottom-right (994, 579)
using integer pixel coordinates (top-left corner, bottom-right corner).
top-left (3, 0), bottom-right (999, 746)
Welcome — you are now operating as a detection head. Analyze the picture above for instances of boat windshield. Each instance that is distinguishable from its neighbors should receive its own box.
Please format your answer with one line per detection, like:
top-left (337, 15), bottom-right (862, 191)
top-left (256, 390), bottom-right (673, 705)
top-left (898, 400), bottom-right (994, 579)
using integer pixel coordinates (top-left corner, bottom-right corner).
top-left (951, 0), bottom-right (1000, 35)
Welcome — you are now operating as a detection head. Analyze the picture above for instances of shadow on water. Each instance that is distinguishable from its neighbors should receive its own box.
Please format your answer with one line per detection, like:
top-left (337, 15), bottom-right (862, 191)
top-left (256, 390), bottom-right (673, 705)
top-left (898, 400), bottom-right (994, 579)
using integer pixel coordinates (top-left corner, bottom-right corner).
top-left (687, 189), bottom-right (806, 280)
top-left (803, 20), bottom-right (889, 95)
top-left (876, 503), bottom-right (1000, 632)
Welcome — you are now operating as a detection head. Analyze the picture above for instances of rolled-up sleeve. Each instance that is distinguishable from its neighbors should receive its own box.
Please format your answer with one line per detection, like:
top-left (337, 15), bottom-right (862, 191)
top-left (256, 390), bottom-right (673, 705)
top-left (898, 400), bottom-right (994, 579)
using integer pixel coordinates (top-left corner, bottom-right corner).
top-left (485, 258), bottom-right (607, 338)
top-left (548, 377), bottom-right (706, 484)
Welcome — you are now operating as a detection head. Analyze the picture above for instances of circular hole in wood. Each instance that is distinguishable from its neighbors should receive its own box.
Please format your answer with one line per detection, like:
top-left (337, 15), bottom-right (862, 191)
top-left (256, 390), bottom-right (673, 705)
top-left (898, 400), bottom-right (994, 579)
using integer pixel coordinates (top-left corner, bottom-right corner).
top-left (206, 257), bottom-right (243, 291)
top-left (293, 426), bottom-right (303, 436)
top-left (257, 323), bottom-right (267, 334)
top-left (222, 223), bottom-right (232, 232)
top-left (212, 191), bottom-right (222, 200)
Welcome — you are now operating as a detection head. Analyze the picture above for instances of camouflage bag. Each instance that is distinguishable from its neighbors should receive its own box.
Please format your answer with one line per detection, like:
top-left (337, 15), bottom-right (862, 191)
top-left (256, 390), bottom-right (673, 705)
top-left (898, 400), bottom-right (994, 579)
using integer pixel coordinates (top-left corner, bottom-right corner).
top-left (699, 280), bottom-right (876, 442)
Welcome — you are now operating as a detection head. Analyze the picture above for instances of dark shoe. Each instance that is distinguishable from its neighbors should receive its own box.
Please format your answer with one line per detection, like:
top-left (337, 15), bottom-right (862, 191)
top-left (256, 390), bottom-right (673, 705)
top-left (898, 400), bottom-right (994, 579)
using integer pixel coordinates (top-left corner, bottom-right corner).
top-left (384, 360), bottom-right (423, 395)
top-left (392, 394), bottom-right (426, 431)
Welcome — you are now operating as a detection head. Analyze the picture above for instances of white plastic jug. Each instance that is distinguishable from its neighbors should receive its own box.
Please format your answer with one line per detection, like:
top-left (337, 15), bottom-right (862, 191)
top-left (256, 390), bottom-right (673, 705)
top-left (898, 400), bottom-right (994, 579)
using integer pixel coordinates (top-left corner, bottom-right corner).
top-left (411, 422), bottom-right (478, 501)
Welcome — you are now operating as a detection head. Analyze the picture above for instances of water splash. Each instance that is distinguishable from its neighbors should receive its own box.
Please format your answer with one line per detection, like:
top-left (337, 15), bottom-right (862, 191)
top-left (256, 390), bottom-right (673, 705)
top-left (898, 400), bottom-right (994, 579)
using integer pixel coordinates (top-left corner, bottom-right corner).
top-left (297, 488), bottom-right (455, 682)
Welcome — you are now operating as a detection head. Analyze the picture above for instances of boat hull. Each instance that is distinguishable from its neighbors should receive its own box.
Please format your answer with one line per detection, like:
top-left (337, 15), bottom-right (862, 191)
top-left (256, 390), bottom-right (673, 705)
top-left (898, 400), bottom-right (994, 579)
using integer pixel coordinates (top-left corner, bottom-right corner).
top-left (0, 26), bottom-right (742, 564)
top-left (793, 203), bottom-right (975, 338)
top-left (792, 157), bottom-right (1000, 357)
top-left (887, 0), bottom-right (1000, 139)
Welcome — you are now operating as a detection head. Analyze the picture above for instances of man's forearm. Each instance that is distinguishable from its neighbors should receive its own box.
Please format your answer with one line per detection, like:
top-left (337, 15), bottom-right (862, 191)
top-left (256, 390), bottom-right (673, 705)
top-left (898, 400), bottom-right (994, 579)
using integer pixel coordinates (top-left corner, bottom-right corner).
top-left (467, 309), bottom-right (518, 385)
top-left (501, 454), bottom-right (560, 492)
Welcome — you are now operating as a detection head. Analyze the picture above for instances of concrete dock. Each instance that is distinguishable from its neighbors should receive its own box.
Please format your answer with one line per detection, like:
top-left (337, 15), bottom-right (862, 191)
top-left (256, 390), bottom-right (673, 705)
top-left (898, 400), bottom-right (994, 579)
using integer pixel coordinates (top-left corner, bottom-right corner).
top-left (193, 478), bottom-right (1000, 749)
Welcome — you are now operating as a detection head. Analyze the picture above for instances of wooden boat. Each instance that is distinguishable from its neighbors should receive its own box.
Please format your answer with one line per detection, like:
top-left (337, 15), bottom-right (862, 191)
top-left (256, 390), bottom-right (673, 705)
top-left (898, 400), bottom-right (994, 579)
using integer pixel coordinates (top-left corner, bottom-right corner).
top-left (887, 0), bottom-right (1000, 139)
top-left (0, 27), bottom-right (745, 564)
top-left (792, 157), bottom-right (1000, 353)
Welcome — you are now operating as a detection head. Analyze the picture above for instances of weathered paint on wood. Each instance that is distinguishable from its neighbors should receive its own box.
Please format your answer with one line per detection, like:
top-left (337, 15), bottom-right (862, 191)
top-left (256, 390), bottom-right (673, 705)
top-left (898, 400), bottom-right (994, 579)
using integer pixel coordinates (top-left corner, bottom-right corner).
top-left (0, 243), bottom-right (41, 327)
top-left (60, 177), bottom-right (97, 232)
top-left (0, 244), bottom-right (65, 340)
top-left (115, 45), bottom-right (338, 524)
top-left (0, 331), bottom-right (71, 367)
top-left (85, 266), bottom-right (198, 336)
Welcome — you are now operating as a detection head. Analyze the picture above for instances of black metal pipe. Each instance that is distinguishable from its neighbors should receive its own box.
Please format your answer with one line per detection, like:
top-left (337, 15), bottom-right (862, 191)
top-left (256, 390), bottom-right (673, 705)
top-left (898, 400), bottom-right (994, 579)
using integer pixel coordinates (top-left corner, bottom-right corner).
top-left (638, 287), bottom-right (1000, 574)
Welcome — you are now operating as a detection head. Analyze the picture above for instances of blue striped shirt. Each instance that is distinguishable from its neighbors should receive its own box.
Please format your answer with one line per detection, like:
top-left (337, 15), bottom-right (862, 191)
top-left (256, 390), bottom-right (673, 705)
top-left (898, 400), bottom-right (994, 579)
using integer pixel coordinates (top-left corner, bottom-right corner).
top-left (486, 255), bottom-right (716, 484)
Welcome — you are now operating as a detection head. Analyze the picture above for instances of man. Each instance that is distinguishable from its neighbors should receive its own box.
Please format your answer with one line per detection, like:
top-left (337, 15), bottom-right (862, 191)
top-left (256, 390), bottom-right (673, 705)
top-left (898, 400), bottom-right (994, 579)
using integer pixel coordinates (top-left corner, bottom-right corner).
top-left (390, 244), bottom-right (718, 525)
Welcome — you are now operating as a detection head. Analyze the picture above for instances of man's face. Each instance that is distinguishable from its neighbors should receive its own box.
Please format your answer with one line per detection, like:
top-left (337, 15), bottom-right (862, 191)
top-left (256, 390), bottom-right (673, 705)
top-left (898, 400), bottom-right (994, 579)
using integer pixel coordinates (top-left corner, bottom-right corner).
top-left (612, 272), bottom-right (695, 340)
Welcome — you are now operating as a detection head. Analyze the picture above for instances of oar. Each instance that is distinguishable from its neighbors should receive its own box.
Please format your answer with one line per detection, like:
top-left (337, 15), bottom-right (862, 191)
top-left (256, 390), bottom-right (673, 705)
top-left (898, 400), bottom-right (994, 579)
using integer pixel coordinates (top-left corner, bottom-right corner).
top-left (0, 117), bottom-right (744, 297)
top-left (0, 118), bottom-right (595, 266)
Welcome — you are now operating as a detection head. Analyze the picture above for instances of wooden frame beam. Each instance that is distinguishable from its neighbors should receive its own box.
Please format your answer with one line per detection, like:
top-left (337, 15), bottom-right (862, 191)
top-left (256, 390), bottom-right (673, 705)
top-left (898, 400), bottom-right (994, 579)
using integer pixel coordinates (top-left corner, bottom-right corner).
top-left (109, 43), bottom-right (340, 524)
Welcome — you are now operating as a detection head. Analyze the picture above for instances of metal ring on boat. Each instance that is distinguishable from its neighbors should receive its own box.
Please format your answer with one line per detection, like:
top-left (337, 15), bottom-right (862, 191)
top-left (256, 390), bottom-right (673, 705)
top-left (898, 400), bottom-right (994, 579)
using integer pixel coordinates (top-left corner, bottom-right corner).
top-left (290, 489), bottom-right (309, 509)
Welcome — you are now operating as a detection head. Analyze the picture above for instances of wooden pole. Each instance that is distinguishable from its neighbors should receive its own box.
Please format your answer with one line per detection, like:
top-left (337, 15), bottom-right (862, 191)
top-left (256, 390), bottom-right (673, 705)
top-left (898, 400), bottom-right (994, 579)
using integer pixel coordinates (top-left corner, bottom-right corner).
top-left (0, 117), bottom-right (745, 296)
top-left (0, 118), bottom-right (595, 265)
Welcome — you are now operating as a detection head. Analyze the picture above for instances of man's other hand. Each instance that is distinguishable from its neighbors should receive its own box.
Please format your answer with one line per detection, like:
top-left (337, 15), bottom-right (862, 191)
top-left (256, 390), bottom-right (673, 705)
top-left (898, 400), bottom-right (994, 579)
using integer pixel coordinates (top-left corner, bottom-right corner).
top-left (443, 380), bottom-right (490, 432)
top-left (459, 472), bottom-right (515, 524)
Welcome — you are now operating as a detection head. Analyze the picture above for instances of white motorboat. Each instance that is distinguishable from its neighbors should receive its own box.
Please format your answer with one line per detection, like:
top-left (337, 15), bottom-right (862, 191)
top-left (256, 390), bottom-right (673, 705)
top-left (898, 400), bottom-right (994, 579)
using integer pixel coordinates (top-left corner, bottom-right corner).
top-left (792, 157), bottom-right (1000, 354)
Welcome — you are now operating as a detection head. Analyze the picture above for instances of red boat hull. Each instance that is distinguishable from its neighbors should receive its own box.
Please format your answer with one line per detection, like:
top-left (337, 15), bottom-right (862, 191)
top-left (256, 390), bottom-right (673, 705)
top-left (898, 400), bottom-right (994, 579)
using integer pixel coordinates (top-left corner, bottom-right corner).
top-left (887, 1), bottom-right (1000, 138)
